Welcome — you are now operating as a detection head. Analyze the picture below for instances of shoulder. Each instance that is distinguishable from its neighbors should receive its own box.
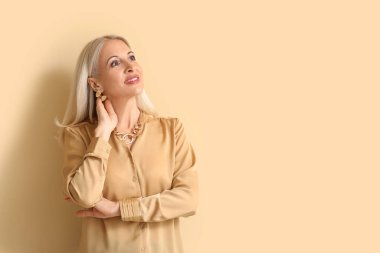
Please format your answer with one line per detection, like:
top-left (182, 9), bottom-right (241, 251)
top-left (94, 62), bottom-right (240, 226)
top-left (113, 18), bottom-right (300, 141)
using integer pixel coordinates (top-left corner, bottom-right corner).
top-left (150, 114), bottom-right (191, 141)
top-left (148, 112), bottom-right (183, 129)
top-left (146, 113), bottom-right (190, 139)
top-left (62, 120), bottom-right (97, 143)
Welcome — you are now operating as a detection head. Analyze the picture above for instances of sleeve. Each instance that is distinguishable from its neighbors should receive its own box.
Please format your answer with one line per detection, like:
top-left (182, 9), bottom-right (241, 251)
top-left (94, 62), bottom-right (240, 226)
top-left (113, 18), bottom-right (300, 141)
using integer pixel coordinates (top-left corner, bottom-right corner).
top-left (119, 118), bottom-right (199, 222)
top-left (62, 126), bottom-right (112, 208)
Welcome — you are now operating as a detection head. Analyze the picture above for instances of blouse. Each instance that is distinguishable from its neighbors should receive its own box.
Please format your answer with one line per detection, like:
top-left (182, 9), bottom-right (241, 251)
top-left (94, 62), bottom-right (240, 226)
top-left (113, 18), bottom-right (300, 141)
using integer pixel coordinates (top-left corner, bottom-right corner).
top-left (61, 109), bottom-right (199, 253)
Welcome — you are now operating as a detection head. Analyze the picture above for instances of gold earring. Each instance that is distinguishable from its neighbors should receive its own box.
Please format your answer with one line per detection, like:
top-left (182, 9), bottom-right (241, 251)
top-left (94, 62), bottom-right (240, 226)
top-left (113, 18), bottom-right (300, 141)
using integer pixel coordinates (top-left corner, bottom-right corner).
top-left (95, 90), bottom-right (107, 102)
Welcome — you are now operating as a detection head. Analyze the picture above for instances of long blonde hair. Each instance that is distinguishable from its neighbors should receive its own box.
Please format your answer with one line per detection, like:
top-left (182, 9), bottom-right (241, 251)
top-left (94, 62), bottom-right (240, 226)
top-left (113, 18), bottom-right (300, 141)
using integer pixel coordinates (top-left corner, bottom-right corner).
top-left (54, 34), bottom-right (159, 144)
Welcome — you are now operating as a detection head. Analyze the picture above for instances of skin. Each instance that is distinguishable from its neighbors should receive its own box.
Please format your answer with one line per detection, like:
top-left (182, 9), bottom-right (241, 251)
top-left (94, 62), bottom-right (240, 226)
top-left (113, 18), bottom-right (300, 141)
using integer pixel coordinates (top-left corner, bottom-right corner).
top-left (65, 38), bottom-right (146, 218)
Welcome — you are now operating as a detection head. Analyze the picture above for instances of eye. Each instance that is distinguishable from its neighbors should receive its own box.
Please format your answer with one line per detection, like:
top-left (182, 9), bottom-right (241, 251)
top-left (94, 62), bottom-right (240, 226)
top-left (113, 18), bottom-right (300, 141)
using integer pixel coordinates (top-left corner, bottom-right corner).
top-left (110, 59), bottom-right (120, 67)
top-left (129, 55), bottom-right (136, 61)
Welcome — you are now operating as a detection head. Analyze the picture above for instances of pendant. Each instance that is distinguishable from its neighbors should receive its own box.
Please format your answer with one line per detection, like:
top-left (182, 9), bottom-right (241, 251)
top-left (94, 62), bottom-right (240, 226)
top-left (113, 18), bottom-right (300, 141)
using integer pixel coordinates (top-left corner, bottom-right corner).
top-left (122, 133), bottom-right (135, 144)
top-left (114, 120), bottom-right (142, 145)
top-left (114, 132), bottom-right (135, 144)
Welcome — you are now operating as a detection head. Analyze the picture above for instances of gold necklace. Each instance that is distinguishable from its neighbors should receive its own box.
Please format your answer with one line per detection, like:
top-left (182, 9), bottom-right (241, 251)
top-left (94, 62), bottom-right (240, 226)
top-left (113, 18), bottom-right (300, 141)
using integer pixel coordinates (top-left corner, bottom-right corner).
top-left (113, 112), bottom-right (143, 145)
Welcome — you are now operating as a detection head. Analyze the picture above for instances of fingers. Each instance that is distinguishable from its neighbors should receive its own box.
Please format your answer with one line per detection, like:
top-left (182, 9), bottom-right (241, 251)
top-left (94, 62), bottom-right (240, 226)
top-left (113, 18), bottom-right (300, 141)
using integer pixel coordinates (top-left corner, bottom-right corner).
top-left (64, 197), bottom-right (101, 218)
top-left (76, 208), bottom-right (106, 218)
top-left (64, 195), bottom-right (73, 202)
top-left (65, 196), bottom-right (107, 218)
top-left (75, 209), bottom-right (94, 217)
top-left (104, 99), bottom-right (116, 116)
top-left (96, 97), bottom-right (105, 110)
top-left (96, 97), bottom-right (108, 119)
top-left (96, 97), bottom-right (116, 118)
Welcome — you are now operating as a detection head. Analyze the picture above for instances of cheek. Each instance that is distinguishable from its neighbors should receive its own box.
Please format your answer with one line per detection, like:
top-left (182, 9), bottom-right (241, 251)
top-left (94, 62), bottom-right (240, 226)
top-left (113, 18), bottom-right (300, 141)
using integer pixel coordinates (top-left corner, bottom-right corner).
top-left (134, 64), bottom-right (143, 73)
top-left (101, 73), bottom-right (124, 92)
top-left (106, 70), bottom-right (124, 81)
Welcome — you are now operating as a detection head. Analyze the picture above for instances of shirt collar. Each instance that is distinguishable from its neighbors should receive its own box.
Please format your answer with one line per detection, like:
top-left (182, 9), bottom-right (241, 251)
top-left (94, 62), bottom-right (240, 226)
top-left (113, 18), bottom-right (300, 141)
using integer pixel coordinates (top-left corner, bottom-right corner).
top-left (138, 109), bottom-right (155, 124)
top-left (92, 109), bottom-right (154, 126)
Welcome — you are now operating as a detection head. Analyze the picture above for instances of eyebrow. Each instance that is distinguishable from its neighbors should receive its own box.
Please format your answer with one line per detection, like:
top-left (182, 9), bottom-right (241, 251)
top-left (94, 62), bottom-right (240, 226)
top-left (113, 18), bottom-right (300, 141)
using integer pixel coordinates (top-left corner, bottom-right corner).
top-left (106, 51), bottom-right (134, 64)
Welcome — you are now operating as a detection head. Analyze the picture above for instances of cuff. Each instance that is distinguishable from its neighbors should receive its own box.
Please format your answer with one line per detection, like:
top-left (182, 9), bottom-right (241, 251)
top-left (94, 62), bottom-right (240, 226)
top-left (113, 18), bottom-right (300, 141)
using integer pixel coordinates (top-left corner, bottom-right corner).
top-left (84, 137), bottom-right (112, 159)
top-left (119, 197), bottom-right (143, 221)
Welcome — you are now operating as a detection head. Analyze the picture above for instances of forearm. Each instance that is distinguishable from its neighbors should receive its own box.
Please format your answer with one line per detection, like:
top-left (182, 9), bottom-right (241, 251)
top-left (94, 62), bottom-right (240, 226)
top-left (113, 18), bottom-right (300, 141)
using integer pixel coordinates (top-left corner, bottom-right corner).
top-left (65, 136), bottom-right (112, 208)
top-left (119, 168), bottom-right (199, 222)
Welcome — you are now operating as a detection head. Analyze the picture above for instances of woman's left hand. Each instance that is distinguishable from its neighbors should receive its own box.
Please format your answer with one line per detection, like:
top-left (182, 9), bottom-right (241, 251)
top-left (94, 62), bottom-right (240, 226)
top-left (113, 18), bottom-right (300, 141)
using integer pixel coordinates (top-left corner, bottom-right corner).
top-left (64, 196), bottom-right (121, 219)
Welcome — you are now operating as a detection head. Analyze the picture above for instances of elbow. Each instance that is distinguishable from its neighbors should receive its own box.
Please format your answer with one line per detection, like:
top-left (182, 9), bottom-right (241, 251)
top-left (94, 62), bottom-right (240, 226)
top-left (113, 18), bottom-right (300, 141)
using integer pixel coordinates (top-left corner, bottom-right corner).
top-left (184, 207), bottom-right (197, 217)
top-left (190, 200), bottom-right (199, 216)
top-left (183, 205), bottom-right (198, 217)
top-left (68, 183), bottom-right (102, 208)
top-left (184, 189), bottom-right (199, 217)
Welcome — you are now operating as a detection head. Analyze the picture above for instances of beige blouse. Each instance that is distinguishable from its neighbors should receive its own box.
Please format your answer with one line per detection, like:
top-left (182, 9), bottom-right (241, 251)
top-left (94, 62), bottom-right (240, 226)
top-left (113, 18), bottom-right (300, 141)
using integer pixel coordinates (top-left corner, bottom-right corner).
top-left (61, 110), bottom-right (199, 253)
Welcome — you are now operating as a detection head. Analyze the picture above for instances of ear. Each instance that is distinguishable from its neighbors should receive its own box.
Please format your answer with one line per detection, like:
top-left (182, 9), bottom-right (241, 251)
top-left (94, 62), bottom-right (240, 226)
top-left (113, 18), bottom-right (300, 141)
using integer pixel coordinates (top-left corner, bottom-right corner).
top-left (88, 77), bottom-right (102, 92)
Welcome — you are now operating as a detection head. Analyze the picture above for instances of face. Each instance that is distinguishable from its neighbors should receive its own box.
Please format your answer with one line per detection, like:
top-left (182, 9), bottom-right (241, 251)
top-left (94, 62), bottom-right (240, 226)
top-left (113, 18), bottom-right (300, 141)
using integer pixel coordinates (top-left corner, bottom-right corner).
top-left (88, 39), bottom-right (144, 99)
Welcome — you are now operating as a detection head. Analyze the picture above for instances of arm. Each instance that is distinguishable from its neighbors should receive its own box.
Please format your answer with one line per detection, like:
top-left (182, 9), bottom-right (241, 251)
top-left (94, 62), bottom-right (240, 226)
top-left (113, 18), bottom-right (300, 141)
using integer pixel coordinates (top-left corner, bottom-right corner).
top-left (119, 118), bottom-right (199, 222)
top-left (62, 126), bottom-right (112, 208)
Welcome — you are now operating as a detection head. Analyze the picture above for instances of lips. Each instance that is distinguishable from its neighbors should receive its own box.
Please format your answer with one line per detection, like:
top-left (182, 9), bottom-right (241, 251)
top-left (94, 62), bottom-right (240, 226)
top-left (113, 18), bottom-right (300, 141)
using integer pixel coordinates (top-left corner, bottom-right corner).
top-left (125, 75), bottom-right (140, 84)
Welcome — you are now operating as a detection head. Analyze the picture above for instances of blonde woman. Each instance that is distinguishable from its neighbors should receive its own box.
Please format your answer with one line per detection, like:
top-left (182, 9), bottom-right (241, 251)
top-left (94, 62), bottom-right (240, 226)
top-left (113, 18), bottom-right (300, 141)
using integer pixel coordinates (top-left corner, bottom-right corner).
top-left (55, 34), bottom-right (199, 253)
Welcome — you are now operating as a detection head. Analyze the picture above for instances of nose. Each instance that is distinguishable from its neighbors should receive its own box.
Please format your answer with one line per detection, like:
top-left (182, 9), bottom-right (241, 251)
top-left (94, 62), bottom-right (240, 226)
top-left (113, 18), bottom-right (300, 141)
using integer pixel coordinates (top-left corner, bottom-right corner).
top-left (125, 61), bottom-right (134, 73)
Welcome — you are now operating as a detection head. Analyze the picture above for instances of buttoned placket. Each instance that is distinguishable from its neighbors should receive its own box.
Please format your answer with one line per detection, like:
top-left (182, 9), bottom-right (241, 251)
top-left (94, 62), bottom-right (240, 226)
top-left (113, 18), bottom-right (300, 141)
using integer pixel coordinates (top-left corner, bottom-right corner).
top-left (125, 146), bottom-right (142, 196)
top-left (122, 123), bottom-right (148, 252)
top-left (139, 222), bottom-right (147, 252)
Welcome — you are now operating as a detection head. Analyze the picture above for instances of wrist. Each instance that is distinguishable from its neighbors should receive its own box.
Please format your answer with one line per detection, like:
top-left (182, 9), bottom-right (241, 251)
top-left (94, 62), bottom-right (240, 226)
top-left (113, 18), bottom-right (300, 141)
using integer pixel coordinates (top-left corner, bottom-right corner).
top-left (95, 127), bottom-right (111, 141)
top-left (115, 201), bottom-right (121, 217)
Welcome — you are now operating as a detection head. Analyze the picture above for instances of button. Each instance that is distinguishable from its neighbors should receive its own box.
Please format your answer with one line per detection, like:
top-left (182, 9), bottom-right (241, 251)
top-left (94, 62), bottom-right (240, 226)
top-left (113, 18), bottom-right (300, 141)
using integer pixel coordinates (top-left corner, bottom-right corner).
top-left (132, 176), bottom-right (137, 182)
top-left (140, 223), bottom-right (146, 229)
top-left (140, 247), bottom-right (145, 251)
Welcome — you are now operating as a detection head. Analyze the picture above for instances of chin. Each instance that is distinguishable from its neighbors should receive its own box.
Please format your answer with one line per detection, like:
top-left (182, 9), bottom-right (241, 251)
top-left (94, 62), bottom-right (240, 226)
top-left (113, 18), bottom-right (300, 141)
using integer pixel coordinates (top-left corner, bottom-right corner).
top-left (124, 86), bottom-right (144, 98)
top-left (134, 85), bottom-right (144, 95)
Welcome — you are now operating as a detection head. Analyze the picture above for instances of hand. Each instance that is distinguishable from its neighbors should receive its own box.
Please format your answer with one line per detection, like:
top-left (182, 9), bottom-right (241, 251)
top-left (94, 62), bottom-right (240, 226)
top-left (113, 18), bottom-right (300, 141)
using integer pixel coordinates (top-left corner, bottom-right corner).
top-left (95, 97), bottom-right (118, 139)
top-left (64, 195), bottom-right (121, 219)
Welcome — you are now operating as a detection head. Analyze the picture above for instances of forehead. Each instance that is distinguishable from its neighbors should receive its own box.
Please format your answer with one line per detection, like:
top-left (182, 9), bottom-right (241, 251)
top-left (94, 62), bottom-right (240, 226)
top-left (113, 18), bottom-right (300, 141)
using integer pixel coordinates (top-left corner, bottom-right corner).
top-left (99, 39), bottom-right (131, 60)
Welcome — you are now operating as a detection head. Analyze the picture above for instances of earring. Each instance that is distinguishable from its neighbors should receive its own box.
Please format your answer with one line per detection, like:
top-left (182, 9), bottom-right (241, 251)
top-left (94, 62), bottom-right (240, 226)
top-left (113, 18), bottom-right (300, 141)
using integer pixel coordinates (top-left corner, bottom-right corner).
top-left (95, 90), bottom-right (107, 102)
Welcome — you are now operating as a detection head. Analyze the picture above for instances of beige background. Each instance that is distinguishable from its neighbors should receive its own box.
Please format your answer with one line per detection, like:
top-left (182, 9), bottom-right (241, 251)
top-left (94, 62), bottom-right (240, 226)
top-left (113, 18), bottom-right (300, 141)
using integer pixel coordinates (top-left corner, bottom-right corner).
top-left (0, 0), bottom-right (379, 252)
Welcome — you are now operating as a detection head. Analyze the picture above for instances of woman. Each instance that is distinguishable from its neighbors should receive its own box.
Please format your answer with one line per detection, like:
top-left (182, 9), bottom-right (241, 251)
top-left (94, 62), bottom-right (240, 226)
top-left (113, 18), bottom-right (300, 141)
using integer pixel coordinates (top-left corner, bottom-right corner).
top-left (55, 34), bottom-right (199, 253)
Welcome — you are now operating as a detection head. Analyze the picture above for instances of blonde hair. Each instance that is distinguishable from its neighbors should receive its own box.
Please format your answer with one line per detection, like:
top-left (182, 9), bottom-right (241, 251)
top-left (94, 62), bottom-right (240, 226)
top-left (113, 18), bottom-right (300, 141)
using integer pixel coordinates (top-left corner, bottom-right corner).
top-left (54, 34), bottom-right (159, 144)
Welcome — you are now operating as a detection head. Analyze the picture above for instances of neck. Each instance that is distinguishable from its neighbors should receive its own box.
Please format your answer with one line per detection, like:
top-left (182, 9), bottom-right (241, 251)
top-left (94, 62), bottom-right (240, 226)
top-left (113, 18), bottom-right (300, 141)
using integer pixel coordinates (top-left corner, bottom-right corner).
top-left (110, 96), bottom-right (141, 132)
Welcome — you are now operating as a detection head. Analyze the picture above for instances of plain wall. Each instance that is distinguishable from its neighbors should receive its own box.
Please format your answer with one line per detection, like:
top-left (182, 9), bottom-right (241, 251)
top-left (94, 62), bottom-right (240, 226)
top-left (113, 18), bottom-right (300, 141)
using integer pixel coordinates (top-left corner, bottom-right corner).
top-left (0, 1), bottom-right (379, 252)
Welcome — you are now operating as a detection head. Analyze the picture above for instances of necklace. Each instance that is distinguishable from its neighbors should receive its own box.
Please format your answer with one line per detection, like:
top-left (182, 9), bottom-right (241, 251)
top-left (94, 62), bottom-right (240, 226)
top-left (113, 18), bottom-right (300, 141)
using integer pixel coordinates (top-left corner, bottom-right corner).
top-left (113, 111), bottom-right (143, 145)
